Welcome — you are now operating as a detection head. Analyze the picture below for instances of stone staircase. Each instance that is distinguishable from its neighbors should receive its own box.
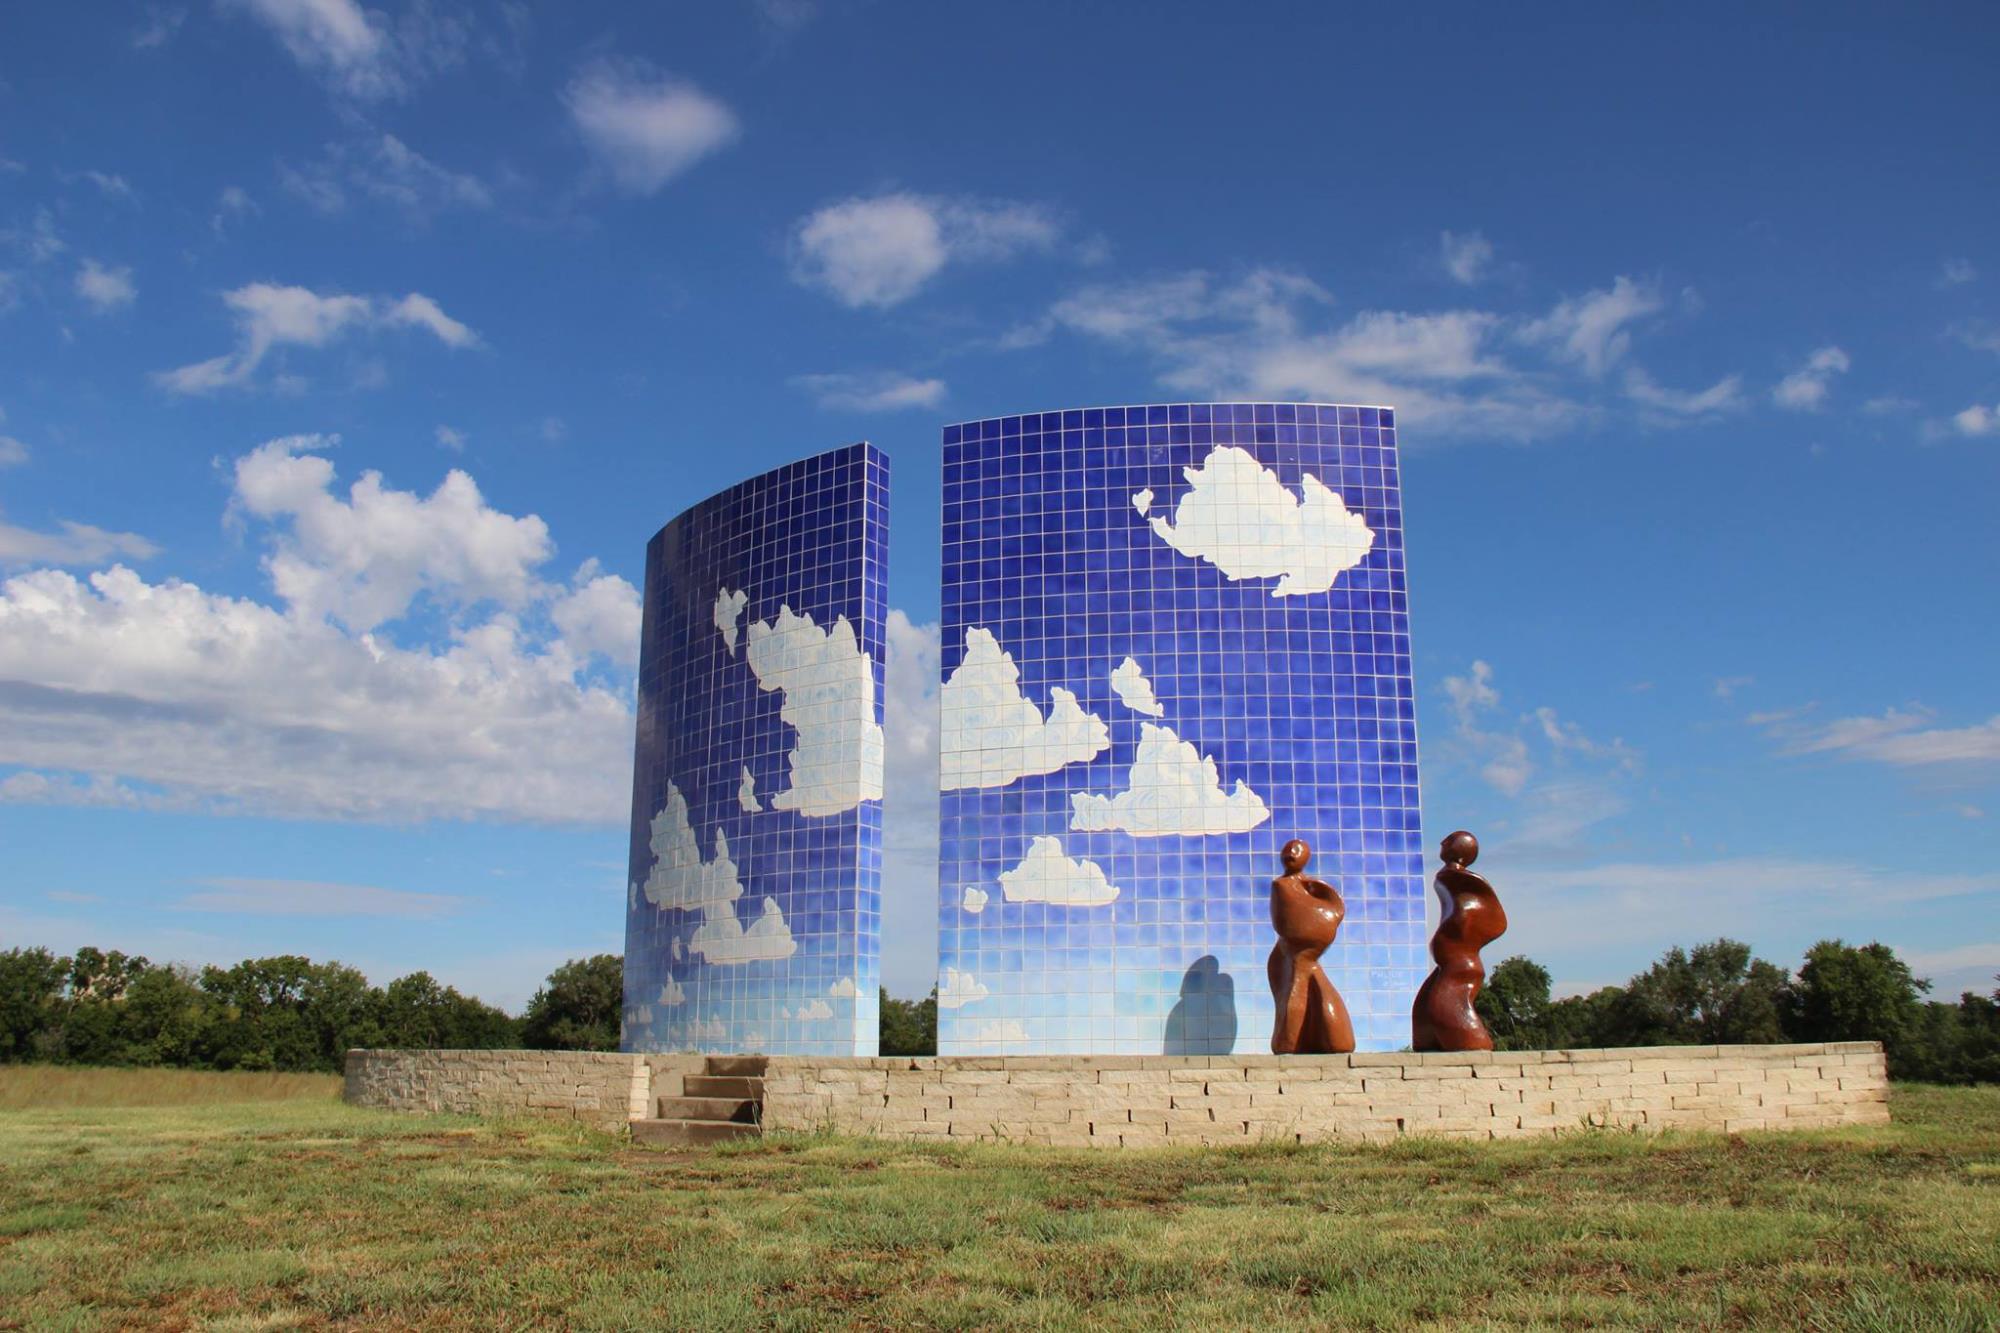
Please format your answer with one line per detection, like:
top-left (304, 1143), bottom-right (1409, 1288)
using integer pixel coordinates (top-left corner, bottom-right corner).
top-left (630, 1055), bottom-right (765, 1147)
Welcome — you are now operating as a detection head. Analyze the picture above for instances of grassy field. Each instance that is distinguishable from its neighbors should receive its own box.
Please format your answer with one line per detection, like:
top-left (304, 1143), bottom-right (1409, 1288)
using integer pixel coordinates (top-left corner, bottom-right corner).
top-left (0, 1066), bottom-right (341, 1112)
top-left (0, 1069), bottom-right (1995, 1330)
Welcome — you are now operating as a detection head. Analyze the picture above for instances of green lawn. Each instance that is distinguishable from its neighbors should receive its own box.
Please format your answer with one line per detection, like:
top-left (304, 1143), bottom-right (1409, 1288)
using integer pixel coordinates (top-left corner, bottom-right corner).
top-left (0, 1069), bottom-right (1995, 1330)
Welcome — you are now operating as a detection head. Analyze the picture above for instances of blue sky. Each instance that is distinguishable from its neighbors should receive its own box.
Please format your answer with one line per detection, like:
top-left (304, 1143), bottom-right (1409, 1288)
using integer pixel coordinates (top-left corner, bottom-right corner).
top-left (2, 1), bottom-right (1996, 1010)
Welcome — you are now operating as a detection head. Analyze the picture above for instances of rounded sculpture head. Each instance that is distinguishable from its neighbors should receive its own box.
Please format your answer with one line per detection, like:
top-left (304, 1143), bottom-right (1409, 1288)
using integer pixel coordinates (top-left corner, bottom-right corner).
top-left (1280, 839), bottom-right (1311, 873)
top-left (1441, 830), bottom-right (1479, 868)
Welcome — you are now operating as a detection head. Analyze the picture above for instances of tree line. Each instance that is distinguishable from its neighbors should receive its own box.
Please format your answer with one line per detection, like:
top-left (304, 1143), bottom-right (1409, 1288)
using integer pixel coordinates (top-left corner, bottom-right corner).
top-left (1474, 938), bottom-right (2000, 1084)
top-left (0, 947), bottom-right (614, 1073)
top-left (2, 937), bottom-right (1993, 1081)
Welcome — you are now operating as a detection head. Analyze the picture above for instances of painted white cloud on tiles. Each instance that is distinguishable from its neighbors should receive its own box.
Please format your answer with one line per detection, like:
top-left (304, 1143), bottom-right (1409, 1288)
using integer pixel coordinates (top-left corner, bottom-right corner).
top-left (1131, 488), bottom-right (1153, 517)
top-left (671, 936), bottom-right (684, 961)
top-left (936, 966), bottom-right (989, 1009)
top-left (737, 766), bottom-right (760, 813)
top-left (690, 895), bottom-right (796, 964)
top-left (641, 781), bottom-right (796, 966)
top-left (743, 605), bottom-right (885, 816)
top-left (1145, 446), bottom-right (1375, 597)
top-left (970, 1019), bottom-right (1028, 1045)
top-left (639, 783), bottom-right (742, 913)
top-left (999, 836), bottom-right (1120, 906)
top-left (1110, 656), bottom-right (1164, 717)
top-left (658, 977), bottom-right (685, 1006)
top-left (795, 998), bottom-right (834, 1022)
top-left (1070, 723), bottom-right (1271, 837)
top-left (828, 975), bottom-right (857, 998)
top-left (713, 587), bottom-right (748, 654)
top-left (961, 885), bottom-right (988, 914)
top-left (940, 627), bottom-right (1110, 790)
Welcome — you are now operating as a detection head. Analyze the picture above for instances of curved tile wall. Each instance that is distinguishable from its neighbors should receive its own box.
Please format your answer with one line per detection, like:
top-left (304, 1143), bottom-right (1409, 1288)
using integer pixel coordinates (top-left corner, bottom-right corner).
top-left (936, 404), bottom-right (1423, 1054)
top-left (624, 442), bottom-right (887, 1056)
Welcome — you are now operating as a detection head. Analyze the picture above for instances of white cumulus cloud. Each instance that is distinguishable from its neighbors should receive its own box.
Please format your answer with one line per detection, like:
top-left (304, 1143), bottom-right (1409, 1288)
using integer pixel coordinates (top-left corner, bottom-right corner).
top-left (961, 885), bottom-right (988, 914)
top-left (1145, 445), bottom-right (1375, 597)
top-left (1951, 403), bottom-right (1998, 437)
top-left (790, 192), bottom-right (1061, 308)
top-left (0, 518), bottom-right (157, 567)
top-left (791, 371), bottom-right (946, 412)
top-left (1069, 723), bottom-right (1271, 837)
top-left (743, 605), bottom-right (885, 817)
top-left (998, 836), bottom-right (1120, 906)
top-left (564, 59), bottom-right (740, 194)
top-left (229, 434), bottom-right (557, 632)
top-left (1518, 275), bottom-right (1663, 377)
top-left (1773, 346), bottom-right (1850, 411)
top-left (737, 767), bottom-right (761, 813)
top-left (0, 440), bottom-right (636, 824)
top-left (936, 966), bottom-right (989, 1009)
top-left (75, 259), bottom-right (136, 312)
top-left (940, 627), bottom-right (1109, 790)
top-left (155, 283), bottom-right (478, 394)
top-left (1440, 230), bottom-right (1494, 284)
top-left (794, 998), bottom-right (833, 1021)
top-left (828, 975), bottom-right (858, 998)
top-left (224, 0), bottom-right (476, 100)
top-left (280, 133), bottom-right (491, 220)
top-left (1109, 656), bottom-right (1164, 717)
top-left (658, 977), bottom-right (685, 1006)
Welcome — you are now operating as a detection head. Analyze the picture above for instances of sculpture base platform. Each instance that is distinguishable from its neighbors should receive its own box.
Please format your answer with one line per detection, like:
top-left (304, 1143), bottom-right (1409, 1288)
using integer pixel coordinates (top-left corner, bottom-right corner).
top-left (346, 1042), bottom-right (1888, 1145)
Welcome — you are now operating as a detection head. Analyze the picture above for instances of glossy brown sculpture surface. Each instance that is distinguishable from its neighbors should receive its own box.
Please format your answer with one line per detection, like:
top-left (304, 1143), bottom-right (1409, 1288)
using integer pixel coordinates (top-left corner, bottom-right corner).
top-left (1412, 830), bottom-right (1507, 1052)
top-left (1267, 839), bottom-right (1355, 1054)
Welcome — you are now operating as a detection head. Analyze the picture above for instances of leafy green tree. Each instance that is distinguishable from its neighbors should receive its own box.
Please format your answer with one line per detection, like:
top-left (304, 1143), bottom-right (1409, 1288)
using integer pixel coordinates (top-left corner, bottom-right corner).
top-left (196, 955), bottom-right (381, 1072)
top-left (521, 955), bottom-right (622, 1051)
top-left (117, 965), bottom-right (210, 1066)
top-left (0, 947), bottom-right (69, 1062)
top-left (879, 987), bottom-right (937, 1056)
top-left (48, 948), bottom-right (152, 1064)
top-left (1621, 938), bottom-right (1788, 1045)
top-left (1476, 956), bottom-right (1553, 1050)
top-left (374, 972), bottom-right (519, 1050)
top-left (1782, 940), bottom-right (1928, 1076)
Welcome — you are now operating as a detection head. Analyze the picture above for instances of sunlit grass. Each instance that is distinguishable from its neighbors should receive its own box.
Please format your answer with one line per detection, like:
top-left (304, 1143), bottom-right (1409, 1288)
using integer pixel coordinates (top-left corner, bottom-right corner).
top-left (0, 1072), bottom-right (1994, 1329)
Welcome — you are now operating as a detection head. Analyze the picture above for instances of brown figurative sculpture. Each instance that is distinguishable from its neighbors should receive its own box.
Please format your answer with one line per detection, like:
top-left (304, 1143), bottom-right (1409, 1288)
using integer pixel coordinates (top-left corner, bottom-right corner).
top-left (1267, 839), bottom-right (1355, 1054)
top-left (1411, 830), bottom-right (1507, 1051)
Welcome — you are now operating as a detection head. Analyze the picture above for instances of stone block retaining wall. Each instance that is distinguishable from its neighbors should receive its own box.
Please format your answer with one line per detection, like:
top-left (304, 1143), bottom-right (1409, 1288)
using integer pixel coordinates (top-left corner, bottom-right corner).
top-left (344, 1042), bottom-right (1888, 1146)
top-left (343, 1049), bottom-right (648, 1133)
top-left (760, 1042), bottom-right (1888, 1147)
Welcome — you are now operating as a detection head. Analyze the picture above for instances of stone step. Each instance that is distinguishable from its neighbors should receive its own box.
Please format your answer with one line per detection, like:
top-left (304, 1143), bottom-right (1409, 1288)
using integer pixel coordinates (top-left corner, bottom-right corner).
top-left (657, 1095), bottom-right (759, 1123)
top-left (684, 1074), bottom-right (763, 1099)
top-left (703, 1055), bottom-right (769, 1077)
top-left (631, 1118), bottom-right (762, 1148)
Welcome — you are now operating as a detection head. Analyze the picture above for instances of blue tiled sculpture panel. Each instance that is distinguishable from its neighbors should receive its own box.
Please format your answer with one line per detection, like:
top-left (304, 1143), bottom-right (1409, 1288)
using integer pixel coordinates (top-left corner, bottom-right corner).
top-left (624, 443), bottom-right (887, 1056)
top-left (937, 404), bottom-right (1423, 1055)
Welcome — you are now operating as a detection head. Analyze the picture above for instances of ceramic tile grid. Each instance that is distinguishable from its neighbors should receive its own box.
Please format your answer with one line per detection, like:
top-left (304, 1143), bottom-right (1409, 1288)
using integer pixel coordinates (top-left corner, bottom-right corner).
top-left (936, 404), bottom-right (1424, 1055)
top-left (623, 442), bottom-right (887, 1056)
